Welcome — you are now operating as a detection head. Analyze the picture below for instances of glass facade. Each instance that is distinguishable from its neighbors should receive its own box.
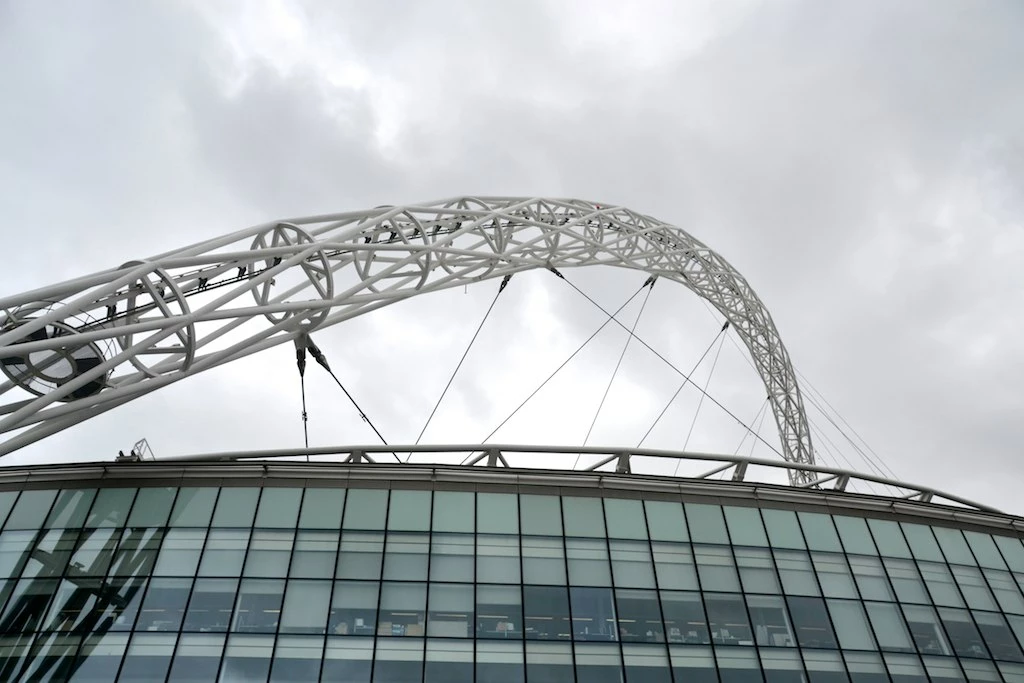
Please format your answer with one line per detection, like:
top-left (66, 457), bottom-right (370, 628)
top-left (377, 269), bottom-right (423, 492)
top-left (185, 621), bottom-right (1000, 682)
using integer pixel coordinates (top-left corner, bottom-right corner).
top-left (0, 475), bottom-right (1023, 682)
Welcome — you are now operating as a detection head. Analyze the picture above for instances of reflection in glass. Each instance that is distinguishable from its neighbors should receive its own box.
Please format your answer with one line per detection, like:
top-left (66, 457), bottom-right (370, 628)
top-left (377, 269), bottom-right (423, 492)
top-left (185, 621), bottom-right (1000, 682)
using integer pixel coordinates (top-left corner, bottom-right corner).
top-left (167, 487), bottom-right (218, 527)
top-left (136, 577), bottom-right (191, 632)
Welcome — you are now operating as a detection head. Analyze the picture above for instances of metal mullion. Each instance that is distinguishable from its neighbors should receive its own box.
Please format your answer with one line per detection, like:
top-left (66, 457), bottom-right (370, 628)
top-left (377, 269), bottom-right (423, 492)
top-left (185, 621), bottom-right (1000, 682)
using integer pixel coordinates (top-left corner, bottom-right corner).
top-left (713, 509), bottom-right (767, 683)
top-left (323, 485), bottom-right (359, 678)
top-left (268, 486), bottom-right (311, 683)
top-left (366, 487), bottom-right (392, 683)
top-left (208, 484), bottom-right (253, 683)
top-left (639, 494), bottom-right (677, 683)
top-left (553, 493), bottom-right (580, 683)
top-left (679, 502), bottom-right (728, 683)
top-left (159, 484), bottom-right (206, 683)
top-left (419, 489), bottom-right (434, 683)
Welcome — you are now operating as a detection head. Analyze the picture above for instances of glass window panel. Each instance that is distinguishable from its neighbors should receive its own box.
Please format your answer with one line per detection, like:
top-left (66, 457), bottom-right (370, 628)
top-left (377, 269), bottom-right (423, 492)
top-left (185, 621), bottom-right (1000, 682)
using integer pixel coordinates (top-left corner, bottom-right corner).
top-left (118, 632), bottom-right (175, 683)
top-left (834, 516), bottom-right (878, 556)
top-left (432, 491), bottom-right (474, 533)
top-left (715, 645), bottom-right (762, 683)
top-left (974, 611), bottom-right (1024, 662)
top-left (985, 569), bottom-right (1024, 614)
top-left (725, 506), bottom-right (769, 547)
top-left (1011, 615), bottom-right (1024, 650)
top-left (652, 542), bottom-right (699, 590)
top-left (336, 531), bottom-right (383, 580)
top-left (900, 524), bottom-right (944, 562)
top-left (478, 493), bottom-right (518, 534)
top-left (868, 519), bottom-right (912, 558)
top-left (167, 633), bottom-right (225, 683)
top-left (243, 530), bottom-right (294, 578)
top-left (705, 592), bottom-right (753, 645)
top-left (786, 595), bottom-right (838, 648)
top-left (611, 539), bottom-right (656, 588)
top-left (562, 497), bottom-right (605, 537)
top-left (933, 528), bottom-right (976, 566)
top-left (425, 638), bottom-right (474, 683)
top-left (865, 602), bottom-right (914, 652)
top-left (798, 512), bottom-right (842, 552)
top-left (996, 537), bottom-right (1024, 572)
top-left (0, 529), bottom-right (33, 579)
top-left (575, 641), bottom-right (624, 682)
top-left (183, 578), bottom-right (238, 632)
top-left (167, 487), bottom-right (217, 527)
top-left (44, 488), bottom-right (96, 529)
top-left (269, 635), bottom-right (324, 683)
top-left (844, 652), bottom-right (889, 683)
top-left (526, 641), bottom-right (574, 683)
top-left (329, 580), bottom-right (378, 636)
top-left (615, 588), bottom-right (663, 643)
top-left (748, 594), bottom-right (795, 647)
top-left (477, 583), bottom-right (523, 639)
top-left (804, 650), bottom-right (849, 683)
top-left (211, 488), bottom-right (259, 528)
top-left (951, 565), bottom-right (997, 610)
top-left (763, 509), bottom-right (807, 550)
top-left (670, 645), bottom-right (717, 683)
top-left (902, 604), bottom-right (953, 656)
top-left (520, 494), bottom-right (561, 536)
top-left (566, 538), bottom-right (610, 586)
top-left (5, 489), bottom-right (57, 530)
top-left (937, 607), bottom-right (988, 658)
top-left (761, 648), bottom-right (805, 683)
top-left (736, 547), bottom-right (781, 594)
top-left (570, 587), bottom-right (617, 641)
top-left (44, 576), bottom-right (133, 633)
top-left (604, 498), bottom-right (648, 539)
top-left (645, 500), bottom-right (688, 542)
top-left (999, 662), bottom-right (1024, 683)
top-left (524, 585), bottom-right (571, 641)
top-left (323, 637), bottom-right (372, 682)
top-left (813, 552), bottom-right (858, 599)
top-left (623, 643), bottom-right (672, 683)
top-left (197, 529), bottom-right (251, 577)
top-left (373, 637), bottom-right (424, 682)
top-left (383, 532), bottom-right (429, 581)
top-left (883, 653), bottom-right (927, 683)
top-left (960, 659), bottom-right (1001, 683)
top-left (848, 556), bottom-right (893, 601)
top-left (695, 544), bottom-right (741, 592)
top-left (918, 561), bottom-right (965, 607)
top-left (884, 557), bottom-right (930, 604)
top-left (22, 528), bottom-right (76, 579)
top-left (0, 491), bottom-right (16, 528)
top-left (921, 655), bottom-right (966, 683)
top-left (108, 578), bottom-right (149, 632)
top-left (476, 640), bottom-right (524, 683)
top-left (388, 490), bottom-right (431, 531)
top-left (136, 577), bottom-right (191, 631)
top-left (297, 487), bottom-right (344, 529)
top-left (828, 598), bottom-right (876, 650)
top-left (342, 489), bottom-right (388, 530)
top-left (153, 529), bottom-right (206, 577)
top-left (127, 487), bottom-right (176, 528)
top-left (83, 487), bottom-right (135, 528)
top-left (68, 526), bottom-right (120, 576)
top-left (964, 532), bottom-right (1006, 570)
top-left (279, 579), bottom-right (330, 634)
top-left (220, 634), bottom-right (274, 683)
top-left (663, 591), bottom-right (709, 644)
top-left (430, 533), bottom-right (475, 583)
top-left (379, 581), bottom-right (426, 636)
top-left (253, 487), bottom-right (302, 529)
top-left (290, 530), bottom-right (339, 579)
top-left (478, 534), bottom-right (521, 583)
top-left (1, 577), bottom-right (58, 633)
top-left (521, 535), bottom-right (565, 585)
top-left (685, 503), bottom-right (729, 544)
top-left (428, 583), bottom-right (473, 638)
top-left (775, 549), bottom-right (821, 596)
top-left (232, 578), bottom-right (285, 633)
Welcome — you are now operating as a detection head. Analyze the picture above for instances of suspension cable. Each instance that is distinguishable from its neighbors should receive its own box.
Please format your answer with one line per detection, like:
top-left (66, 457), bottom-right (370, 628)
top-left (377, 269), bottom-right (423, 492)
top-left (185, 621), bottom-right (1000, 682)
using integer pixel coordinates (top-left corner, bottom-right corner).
top-left (582, 278), bottom-right (656, 448)
top-left (636, 321), bottom-right (730, 449)
top-left (732, 399), bottom-right (769, 455)
top-left (293, 338), bottom-right (310, 459)
top-left (556, 275), bottom-right (785, 460)
top-left (411, 275), bottom-right (512, 461)
top-left (465, 279), bottom-right (653, 465)
top-left (682, 328), bottom-right (728, 452)
top-left (298, 333), bottom-right (400, 463)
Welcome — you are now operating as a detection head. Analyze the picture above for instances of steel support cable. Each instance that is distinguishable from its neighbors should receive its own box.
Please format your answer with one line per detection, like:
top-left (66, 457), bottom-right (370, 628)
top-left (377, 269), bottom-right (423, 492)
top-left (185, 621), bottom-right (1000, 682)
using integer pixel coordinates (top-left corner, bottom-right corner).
top-left (557, 276), bottom-right (786, 460)
top-left (410, 275), bottom-right (512, 462)
top-left (582, 279), bottom-right (656, 448)
top-left (682, 328), bottom-right (728, 452)
top-left (463, 280), bottom-right (652, 466)
top-left (297, 334), bottom-right (400, 463)
top-left (636, 321), bottom-right (730, 449)
top-left (732, 398), bottom-right (769, 455)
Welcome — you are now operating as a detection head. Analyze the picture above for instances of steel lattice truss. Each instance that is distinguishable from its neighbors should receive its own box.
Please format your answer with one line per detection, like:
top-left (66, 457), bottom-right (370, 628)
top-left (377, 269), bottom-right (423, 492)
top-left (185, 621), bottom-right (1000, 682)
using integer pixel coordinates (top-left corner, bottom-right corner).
top-left (0, 197), bottom-right (816, 483)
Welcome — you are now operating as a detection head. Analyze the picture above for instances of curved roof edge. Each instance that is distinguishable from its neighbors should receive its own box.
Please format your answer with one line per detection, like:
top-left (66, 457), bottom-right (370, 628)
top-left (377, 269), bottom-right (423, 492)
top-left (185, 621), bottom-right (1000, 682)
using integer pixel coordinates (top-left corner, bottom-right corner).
top-left (0, 456), bottom-right (1018, 539)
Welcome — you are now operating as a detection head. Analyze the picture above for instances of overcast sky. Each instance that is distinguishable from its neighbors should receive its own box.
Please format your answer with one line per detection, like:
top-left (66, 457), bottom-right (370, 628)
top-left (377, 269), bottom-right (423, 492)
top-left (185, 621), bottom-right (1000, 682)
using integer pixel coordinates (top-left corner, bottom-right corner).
top-left (1, 1), bottom-right (1022, 513)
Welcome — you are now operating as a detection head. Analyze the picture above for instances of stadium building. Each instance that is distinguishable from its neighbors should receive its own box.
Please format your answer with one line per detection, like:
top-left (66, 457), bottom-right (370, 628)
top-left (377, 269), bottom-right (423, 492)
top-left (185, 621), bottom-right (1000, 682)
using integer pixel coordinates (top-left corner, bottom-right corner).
top-left (0, 198), bottom-right (1021, 682)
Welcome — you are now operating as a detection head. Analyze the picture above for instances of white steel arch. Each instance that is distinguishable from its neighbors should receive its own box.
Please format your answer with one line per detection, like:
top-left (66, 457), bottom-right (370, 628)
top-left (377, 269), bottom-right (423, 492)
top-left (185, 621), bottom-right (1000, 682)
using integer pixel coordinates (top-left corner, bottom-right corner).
top-left (0, 197), bottom-right (816, 482)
